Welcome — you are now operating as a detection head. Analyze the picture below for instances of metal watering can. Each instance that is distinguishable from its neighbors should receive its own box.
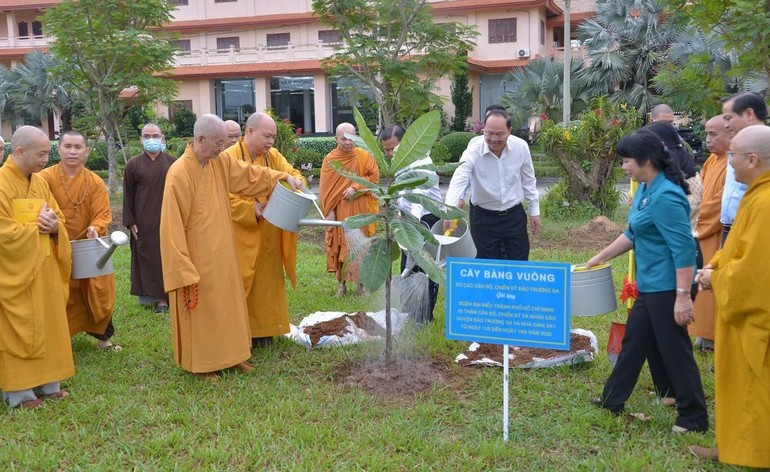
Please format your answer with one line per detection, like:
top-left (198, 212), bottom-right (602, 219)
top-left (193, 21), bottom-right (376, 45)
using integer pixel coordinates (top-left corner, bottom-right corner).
top-left (263, 182), bottom-right (342, 232)
top-left (71, 230), bottom-right (129, 279)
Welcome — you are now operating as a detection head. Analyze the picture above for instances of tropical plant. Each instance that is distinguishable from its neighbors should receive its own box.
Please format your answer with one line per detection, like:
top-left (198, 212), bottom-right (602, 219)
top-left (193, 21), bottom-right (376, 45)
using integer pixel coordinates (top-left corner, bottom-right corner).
top-left (538, 97), bottom-right (642, 216)
top-left (172, 108), bottom-right (196, 138)
top-left (501, 57), bottom-right (592, 129)
top-left (577, 0), bottom-right (678, 115)
top-left (312, 0), bottom-right (478, 127)
top-left (330, 109), bottom-right (463, 361)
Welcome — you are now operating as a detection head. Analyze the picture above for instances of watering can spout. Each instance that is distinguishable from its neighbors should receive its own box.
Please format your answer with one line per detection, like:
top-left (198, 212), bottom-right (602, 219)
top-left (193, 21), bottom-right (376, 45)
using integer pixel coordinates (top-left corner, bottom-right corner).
top-left (95, 231), bottom-right (129, 269)
top-left (297, 218), bottom-right (343, 228)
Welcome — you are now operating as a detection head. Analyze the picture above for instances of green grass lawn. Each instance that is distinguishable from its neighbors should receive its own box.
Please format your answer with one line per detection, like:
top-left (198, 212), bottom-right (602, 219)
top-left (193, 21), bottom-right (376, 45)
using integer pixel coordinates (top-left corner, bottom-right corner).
top-left (0, 213), bottom-right (734, 470)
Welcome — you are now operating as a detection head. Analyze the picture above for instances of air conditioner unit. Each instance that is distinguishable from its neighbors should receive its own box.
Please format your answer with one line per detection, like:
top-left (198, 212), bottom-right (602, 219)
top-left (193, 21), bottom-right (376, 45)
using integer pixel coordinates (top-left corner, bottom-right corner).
top-left (517, 49), bottom-right (531, 58)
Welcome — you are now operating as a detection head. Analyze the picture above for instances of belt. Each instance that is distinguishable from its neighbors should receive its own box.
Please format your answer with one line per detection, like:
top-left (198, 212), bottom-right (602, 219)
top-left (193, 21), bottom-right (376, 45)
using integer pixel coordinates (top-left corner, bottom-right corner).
top-left (475, 203), bottom-right (522, 216)
top-left (723, 224), bottom-right (732, 231)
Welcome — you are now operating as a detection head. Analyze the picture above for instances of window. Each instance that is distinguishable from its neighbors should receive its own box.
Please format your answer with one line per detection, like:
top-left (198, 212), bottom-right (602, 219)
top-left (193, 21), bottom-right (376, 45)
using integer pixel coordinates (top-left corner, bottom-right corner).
top-left (266, 33), bottom-right (290, 49)
top-left (167, 0), bottom-right (188, 5)
top-left (488, 18), bottom-right (516, 44)
top-left (318, 30), bottom-right (341, 44)
top-left (169, 100), bottom-right (193, 121)
top-left (18, 21), bottom-right (28, 37)
top-left (175, 39), bottom-right (191, 55)
top-left (32, 21), bottom-right (43, 37)
top-left (216, 36), bottom-right (240, 52)
top-left (540, 20), bottom-right (545, 45)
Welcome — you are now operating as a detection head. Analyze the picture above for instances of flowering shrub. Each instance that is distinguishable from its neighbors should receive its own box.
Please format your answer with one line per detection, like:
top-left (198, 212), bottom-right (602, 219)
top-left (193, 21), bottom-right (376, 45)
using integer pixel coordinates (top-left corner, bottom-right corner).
top-left (264, 107), bottom-right (299, 157)
top-left (538, 97), bottom-right (642, 216)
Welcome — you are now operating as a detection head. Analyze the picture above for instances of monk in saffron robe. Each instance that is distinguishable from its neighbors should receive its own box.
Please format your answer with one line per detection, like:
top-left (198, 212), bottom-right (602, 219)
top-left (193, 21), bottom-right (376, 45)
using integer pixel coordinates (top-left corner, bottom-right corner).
top-left (693, 125), bottom-right (770, 468)
top-left (319, 122), bottom-right (379, 297)
top-left (225, 112), bottom-right (306, 348)
top-left (160, 115), bottom-right (302, 379)
top-left (0, 126), bottom-right (74, 409)
top-left (689, 116), bottom-right (729, 349)
top-left (39, 130), bottom-right (119, 351)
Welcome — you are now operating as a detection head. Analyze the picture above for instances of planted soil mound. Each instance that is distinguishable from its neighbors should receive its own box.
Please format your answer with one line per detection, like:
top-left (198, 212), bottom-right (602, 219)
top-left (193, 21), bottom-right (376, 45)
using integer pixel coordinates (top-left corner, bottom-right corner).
top-left (458, 332), bottom-right (595, 367)
top-left (302, 311), bottom-right (385, 347)
top-left (337, 358), bottom-right (457, 401)
top-left (533, 215), bottom-right (623, 251)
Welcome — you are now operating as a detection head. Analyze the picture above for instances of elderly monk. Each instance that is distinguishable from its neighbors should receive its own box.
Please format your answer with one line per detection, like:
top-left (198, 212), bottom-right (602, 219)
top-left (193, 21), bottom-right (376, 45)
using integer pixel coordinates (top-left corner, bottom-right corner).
top-left (692, 125), bottom-right (770, 468)
top-left (689, 116), bottom-right (729, 351)
top-left (320, 122), bottom-right (379, 297)
top-left (225, 112), bottom-right (306, 349)
top-left (0, 126), bottom-right (74, 409)
top-left (0, 135), bottom-right (5, 165)
top-left (224, 120), bottom-right (242, 147)
top-left (123, 123), bottom-right (175, 313)
top-left (160, 114), bottom-right (302, 379)
top-left (39, 130), bottom-right (120, 352)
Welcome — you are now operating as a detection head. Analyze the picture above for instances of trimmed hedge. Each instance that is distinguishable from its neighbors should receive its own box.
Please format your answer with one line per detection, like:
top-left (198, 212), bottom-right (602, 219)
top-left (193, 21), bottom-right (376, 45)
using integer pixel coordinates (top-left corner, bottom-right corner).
top-left (430, 142), bottom-right (451, 164)
top-left (286, 147), bottom-right (324, 168)
top-left (298, 137), bottom-right (336, 157)
top-left (438, 132), bottom-right (476, 162)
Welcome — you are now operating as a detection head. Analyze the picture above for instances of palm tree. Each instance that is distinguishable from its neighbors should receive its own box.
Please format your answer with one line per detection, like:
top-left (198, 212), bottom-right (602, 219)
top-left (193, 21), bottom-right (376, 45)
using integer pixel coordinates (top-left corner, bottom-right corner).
top-left (8, 50), bottom-right (77, 131)
top-left (577, 0), bottom-right (677, 115)
top-left (501, 57), bottom-right (592, 129)
top-left (0, 65), bottom-right (28, 129)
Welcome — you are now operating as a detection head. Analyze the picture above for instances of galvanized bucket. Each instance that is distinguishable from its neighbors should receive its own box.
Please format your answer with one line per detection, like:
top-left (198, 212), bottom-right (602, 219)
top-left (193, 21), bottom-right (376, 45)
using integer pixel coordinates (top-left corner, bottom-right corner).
top-left (425, 219), bottom-right (477, 264)
top-left (263, 182), bottom-right (316, 232)
top-left (71, 237), bottom-right (114, 279)
top-left (570, 264), bottom-right (618, 316)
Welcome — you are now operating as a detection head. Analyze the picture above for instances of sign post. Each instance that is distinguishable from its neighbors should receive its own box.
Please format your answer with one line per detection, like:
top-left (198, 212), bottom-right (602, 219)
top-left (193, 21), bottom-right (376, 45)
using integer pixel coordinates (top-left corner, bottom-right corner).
top-left (445, 258), bottom-right (572, 441)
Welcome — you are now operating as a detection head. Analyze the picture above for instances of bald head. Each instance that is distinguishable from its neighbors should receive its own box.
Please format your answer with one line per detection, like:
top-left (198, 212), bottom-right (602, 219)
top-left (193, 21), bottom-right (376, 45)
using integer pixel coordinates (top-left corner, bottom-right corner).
top-left (11, 126), bottom-right (50, 176)
top-left (704, 115), bottom-right (730, 156)
top-left (0, 135), bottom-right (5, 165)
top-left (192, 114), bottom-right (228, 163)
top-left (651, 104), bottom-right (675, 123)
top-left (244, 112), bottom-right (277, 156)
top-left (730, 125), bottom-right (770, 185)
top-left (335, 122), bottom-right (356, 153)
top-left (224, 120), bottom-right (242, 146)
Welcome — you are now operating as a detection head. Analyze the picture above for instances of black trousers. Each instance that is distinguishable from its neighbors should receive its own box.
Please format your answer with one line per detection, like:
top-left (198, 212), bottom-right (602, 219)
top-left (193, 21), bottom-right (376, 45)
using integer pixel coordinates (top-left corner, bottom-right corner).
top-left (469, 203), bottom-right (529, 261)
top-left (87, 319), bottom-right (115, 342)
top-left (601, 291), bottom-right (708, 431)
top-left (400, 213), bottom-right (440, 322)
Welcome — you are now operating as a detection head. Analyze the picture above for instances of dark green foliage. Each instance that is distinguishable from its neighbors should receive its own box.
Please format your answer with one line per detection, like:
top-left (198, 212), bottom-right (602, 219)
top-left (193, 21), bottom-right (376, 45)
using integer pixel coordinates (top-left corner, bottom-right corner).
top-left (298, 137), bottom-right (337, 157)
top-left (540, 182), bottom-right (601, 220)
top-left (173, 108), bottom-right (196, 138)
top-left (286, 147), bottom-right (324, 168)
top-left (165, 137), bottom-right (189, 157)
top-left (450, 67), bottom-right (473, 132)
top-left (429, 141), bottom-right (451, 164)
top-left (438, 132), bottom-right (475, 162)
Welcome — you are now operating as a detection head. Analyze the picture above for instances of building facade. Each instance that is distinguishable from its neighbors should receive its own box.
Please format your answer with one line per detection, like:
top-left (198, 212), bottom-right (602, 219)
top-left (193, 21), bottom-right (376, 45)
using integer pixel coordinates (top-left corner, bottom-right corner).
top-left (1, 0), bottom-right (595, 137)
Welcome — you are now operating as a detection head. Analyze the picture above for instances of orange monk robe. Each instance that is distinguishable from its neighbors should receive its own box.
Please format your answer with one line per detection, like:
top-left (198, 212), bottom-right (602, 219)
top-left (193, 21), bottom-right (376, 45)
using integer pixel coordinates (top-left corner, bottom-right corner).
top-left (39, 164), bottom-right (115, 337)
top-left (0, 159), bottom-right (74, 391)
top-left (689, 152), bottom-right (727, 341)
top-left (710, 171), bottom-right (770, 469)
top-left (319, 147), bottom-right (379, 282)
top-left (160, 145), bottom-right (289, 373)
top-left (225, 143), bottom-right (306, 338)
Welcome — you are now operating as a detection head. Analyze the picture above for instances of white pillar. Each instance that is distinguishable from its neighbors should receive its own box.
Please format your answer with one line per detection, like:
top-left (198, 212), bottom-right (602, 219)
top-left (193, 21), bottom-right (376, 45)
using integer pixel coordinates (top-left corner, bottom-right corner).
top-left (313, 74), bottom-right (328, 133)
top-left (254, 76), bottom-right (271, 113)
top-left (6, 12), bottom-right (16, 46)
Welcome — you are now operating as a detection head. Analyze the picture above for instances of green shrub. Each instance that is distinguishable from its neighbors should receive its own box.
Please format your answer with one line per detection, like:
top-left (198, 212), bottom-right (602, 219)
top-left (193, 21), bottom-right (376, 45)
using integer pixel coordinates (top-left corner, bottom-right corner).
top-left (2, 142), bottom-right (10, 160)
top-left (286, 147), bottom-right (323, 168)
top-left (439, 132), bottom-right (475, 162)
top-left (540, 181), bottom-right (601, 220)
top-left (47, 142), bottom-right (60, 167)
top-left (173, 108), bottom-right (196, 138)
top-left (430, 141), bottom-right (451, 164)
top-left (298, 136), bottom-right (336, 156)
top-left (532, 165), bottom-right (563, 179)
top-left (166, 137), bottom-right (189, 157)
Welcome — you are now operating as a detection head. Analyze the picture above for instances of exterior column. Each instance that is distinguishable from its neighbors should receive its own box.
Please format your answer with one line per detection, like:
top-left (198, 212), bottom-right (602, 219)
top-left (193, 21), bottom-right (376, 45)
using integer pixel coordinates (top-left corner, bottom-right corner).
top-left (254, 76), bottom-right (271, 113)
top-left (313, 74), bottom-right (328, 133)
top-left (6, 12), bottom-right (16, 47)
top-left (302, 89), bottom-right (312, 132)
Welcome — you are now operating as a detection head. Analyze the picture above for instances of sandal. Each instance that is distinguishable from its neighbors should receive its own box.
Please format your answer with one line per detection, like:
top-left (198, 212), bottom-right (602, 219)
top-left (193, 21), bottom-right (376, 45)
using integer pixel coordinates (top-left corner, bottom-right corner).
top-left (154, 305), bottom-right (169, 314)
top-left (98, 343), bottom-right (122, 352)
top-left (40, 389), bottom-right (69, 400)
top-left (19, 398), bottom-right (43, 409)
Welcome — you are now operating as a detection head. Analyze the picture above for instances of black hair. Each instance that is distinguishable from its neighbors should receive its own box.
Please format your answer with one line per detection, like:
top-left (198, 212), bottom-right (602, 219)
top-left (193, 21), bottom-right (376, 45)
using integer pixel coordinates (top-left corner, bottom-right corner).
top-left (484, 109), bottom-right (512, 129)
top-left (616, 129), bottom-right (690, 195)
top-left (723, 92), bottom-right (768, 121)
top-left (484, 104), bottom-right (507, 116)
top-left (378, 125), bottom-right (405, 142)
top-left (644, 121), bottom-right (696, 178)
top-left (58, 130), bottom-right (88, 146)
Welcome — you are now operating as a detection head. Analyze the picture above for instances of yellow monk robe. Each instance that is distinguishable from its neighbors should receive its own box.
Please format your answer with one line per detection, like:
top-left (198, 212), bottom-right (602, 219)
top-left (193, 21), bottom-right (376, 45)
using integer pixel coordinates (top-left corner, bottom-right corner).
top-left (0, 159), bottom-right (74, 391)
top-left (224, 142), bottom-right (306, 338)
top-left (160, 145), bottom-right (289, 373)
top-left (39, 164), bottom-right (115, 337)
top-left (710, 171), bottom-right (770, 469)
top-left (690, 152), bottom-right (727, 341)
top-left (319, 147), bottom-right (379, 282)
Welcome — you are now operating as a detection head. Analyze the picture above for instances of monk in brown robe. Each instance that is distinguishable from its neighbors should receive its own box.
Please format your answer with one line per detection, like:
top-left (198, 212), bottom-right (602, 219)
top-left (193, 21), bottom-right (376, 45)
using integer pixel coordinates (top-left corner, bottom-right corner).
top-left (0, 126), bottom-right (74, 409)
top-left (319, 122), bottom-right (379, 297)
top-left (689, 115), bottom-right (729, 350)
top-left (123, 123), bottom-right (175, 313)
top-left (160, 114), bottom-right (302, 379)
top-left (225, 112), bottom-right (306, 349)
top-left (39, 130), bottom-right (120, 351)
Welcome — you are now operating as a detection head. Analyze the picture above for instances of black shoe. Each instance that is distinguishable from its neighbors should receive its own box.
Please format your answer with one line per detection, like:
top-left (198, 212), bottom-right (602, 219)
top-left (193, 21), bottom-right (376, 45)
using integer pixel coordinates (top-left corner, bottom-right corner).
top-left (590, 397), bottom-right (624, 416)
top-left (252, 337), bottom-right (274, 349)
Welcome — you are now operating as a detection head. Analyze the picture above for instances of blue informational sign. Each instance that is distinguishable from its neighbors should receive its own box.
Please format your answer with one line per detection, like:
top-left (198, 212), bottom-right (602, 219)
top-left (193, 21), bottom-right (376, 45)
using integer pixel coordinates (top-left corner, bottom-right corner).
top-left (445, 258), bottom-right (572, 350)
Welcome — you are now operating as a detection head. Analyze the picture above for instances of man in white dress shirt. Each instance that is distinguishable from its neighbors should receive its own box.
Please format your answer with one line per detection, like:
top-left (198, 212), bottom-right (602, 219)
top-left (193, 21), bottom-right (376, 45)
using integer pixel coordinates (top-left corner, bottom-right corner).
top-left (444, 109), bottom-right (540, 260)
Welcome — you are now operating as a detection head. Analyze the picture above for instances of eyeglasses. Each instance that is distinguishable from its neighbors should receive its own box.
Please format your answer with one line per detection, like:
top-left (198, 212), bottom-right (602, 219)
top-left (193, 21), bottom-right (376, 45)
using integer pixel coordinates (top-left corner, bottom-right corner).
top-left (483, 130), bottom-right (508, 139)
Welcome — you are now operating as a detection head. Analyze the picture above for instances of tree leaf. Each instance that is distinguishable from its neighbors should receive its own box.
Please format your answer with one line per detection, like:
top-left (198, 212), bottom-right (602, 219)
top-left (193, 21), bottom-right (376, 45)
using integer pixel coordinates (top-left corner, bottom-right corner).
top-left (359, 236), bottom-right (391, 292)
top-left (390, 219), bottom-right (425, 253)
top-left (411, 247), bottom-right (445, 285)
top-left (402, 194), bottom-right (465, 220)
top-left (391, 110), bottom-right (441, 173)
top-left (353, 107), bottom-right (390, 175)
top-left (394, 168), bottom-right (438, 190)
top-left (344, 213), bottom-right (381, 229)
top-left (327, 160), bottom-right (378, 189)
top-left (387, 175), bottom-right (429, 194)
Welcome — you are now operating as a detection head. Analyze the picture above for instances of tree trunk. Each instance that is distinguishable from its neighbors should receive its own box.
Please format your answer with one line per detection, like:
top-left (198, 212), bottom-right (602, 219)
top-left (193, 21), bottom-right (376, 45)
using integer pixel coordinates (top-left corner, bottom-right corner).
top-left (384, 222), bottom-right (392, 363)
top-left (104, 120), bottom-right (119, 196)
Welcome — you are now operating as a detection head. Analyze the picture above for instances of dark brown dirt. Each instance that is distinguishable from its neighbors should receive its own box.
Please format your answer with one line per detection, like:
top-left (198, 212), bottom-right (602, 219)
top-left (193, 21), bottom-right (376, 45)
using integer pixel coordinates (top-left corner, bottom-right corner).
top-left (109, 205), bottom-right (125, 234)
top-left (532, 215), bottom-right (623, 252)
top-left (302, 311), bottom-right (385, 347)
top-left (336, 357), bottom-right (464, 402)
top-left (457, 333), bottom-right (595, 367)
top-left (299, 224), bottom-right (327, 248)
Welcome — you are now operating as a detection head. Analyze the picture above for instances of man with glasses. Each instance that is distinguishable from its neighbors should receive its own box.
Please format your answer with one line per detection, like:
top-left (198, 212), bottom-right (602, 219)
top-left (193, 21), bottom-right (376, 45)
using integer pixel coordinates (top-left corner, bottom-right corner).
top-left (444, 109), bottom-right (540, 261)
top-left (123, 123), bottom-right (176, 313)
top-left (224, 120), bottom-right (242, 147)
